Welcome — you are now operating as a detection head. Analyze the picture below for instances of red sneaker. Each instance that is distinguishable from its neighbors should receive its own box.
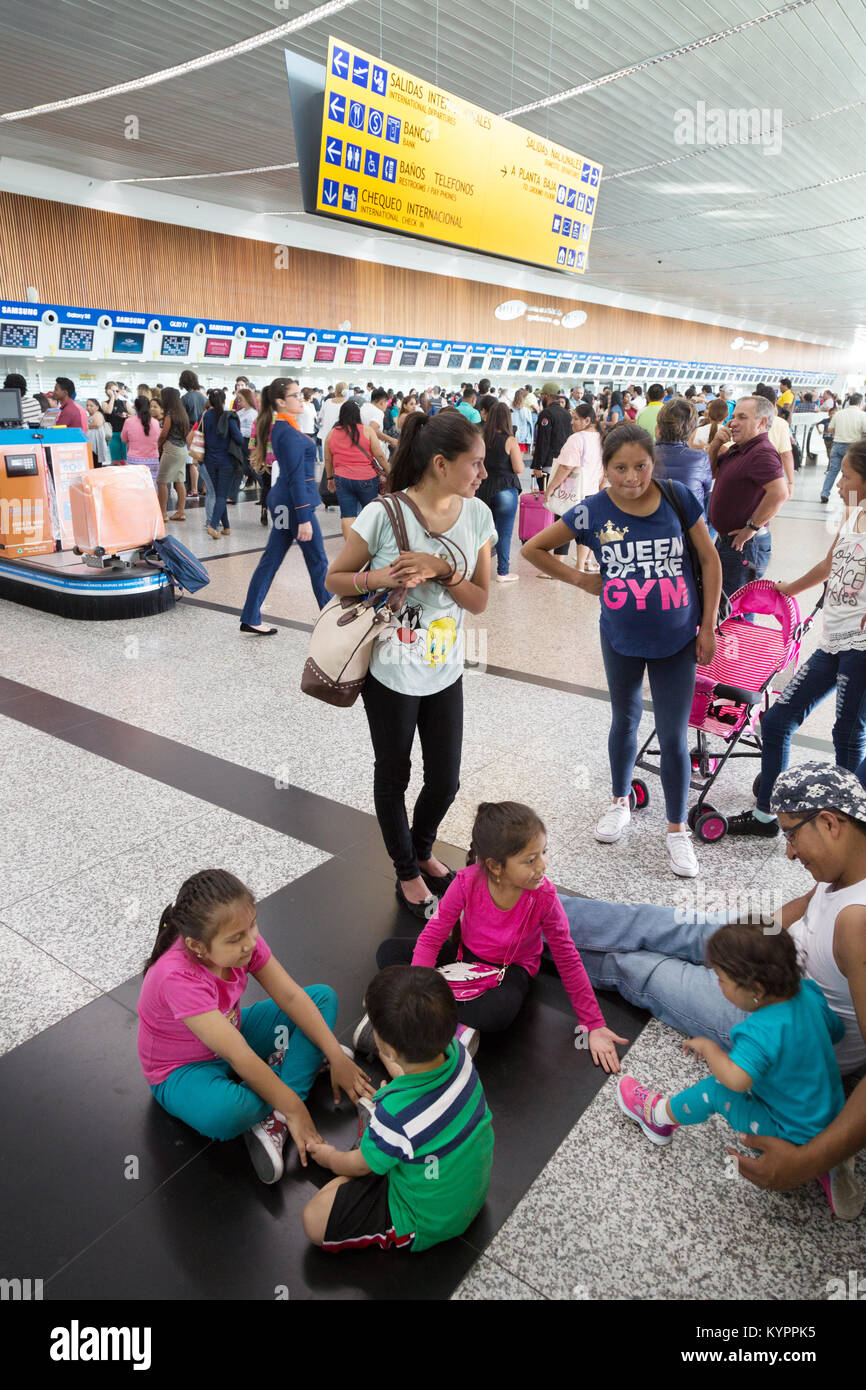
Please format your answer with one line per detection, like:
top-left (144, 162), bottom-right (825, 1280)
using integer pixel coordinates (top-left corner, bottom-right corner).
top-left (244, 1110), bottom-right (288, 1184)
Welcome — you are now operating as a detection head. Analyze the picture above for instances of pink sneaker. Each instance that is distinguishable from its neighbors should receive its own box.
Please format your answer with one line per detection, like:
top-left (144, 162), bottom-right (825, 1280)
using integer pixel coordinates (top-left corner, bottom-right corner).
top-left (244, 1110), bottom-right (288, 1184)
top-left (617, 1075), bottom-right (677, 1147)
top-left (818, 1160), bottom-right (865, 1220)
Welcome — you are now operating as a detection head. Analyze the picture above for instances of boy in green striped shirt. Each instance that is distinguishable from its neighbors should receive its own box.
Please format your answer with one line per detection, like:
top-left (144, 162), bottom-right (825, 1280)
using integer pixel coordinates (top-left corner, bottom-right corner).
top-left (303, 966), bottom-right (494, 1252)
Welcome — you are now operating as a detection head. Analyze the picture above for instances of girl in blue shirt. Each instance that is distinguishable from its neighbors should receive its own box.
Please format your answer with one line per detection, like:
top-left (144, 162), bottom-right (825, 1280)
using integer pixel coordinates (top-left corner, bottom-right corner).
top-left (522, 423), bottom-right (722, 879)
top-left (616, 922), bottom-right (860, 1218)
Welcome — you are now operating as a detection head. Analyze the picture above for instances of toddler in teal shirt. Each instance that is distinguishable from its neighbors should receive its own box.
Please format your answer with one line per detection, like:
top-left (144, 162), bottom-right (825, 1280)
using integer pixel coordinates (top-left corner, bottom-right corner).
top-left (617, 922), bottom-right (864, 1219)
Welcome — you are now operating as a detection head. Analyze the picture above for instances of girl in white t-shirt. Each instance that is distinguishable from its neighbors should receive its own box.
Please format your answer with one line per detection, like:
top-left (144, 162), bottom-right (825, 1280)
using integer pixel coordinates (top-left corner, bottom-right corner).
top-left (326, 409), bottom-right (495, 919)
top-left (728, 440), bottom-right (866, 837)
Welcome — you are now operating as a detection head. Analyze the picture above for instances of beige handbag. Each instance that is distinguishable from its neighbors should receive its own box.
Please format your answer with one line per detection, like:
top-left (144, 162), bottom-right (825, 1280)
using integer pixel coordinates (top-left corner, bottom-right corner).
top-left (300, 492), bottom-right (466, 706)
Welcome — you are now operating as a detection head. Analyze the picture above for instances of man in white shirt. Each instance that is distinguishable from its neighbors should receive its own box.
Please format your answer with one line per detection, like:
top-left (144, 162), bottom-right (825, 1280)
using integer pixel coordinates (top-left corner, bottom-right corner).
top-left (360, 388), bottom-right (395, 449)
top-left (630, 388), bottom-right (647, 412)
top-left (522, 384), bottom-right (539, 413)
top-left (821, 393), bottom-right (866, 503)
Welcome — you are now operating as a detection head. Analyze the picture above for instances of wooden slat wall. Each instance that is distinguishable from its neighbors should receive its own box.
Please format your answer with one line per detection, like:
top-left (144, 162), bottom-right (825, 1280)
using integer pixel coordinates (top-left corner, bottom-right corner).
top-left (0, 192), bottom-right (846, 370)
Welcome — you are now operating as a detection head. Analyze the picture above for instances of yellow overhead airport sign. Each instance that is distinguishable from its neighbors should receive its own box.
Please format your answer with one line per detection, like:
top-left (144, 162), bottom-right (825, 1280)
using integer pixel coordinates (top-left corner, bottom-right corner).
top-left (315, 38), bottom-right (601, 275)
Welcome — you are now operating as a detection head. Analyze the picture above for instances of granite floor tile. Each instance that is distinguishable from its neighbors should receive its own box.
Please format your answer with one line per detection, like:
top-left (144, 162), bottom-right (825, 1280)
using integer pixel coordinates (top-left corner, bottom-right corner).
top-left (0, 922), bottom-right (101, 1057)
top-left (451, 1253), bottom-right (549, 1301)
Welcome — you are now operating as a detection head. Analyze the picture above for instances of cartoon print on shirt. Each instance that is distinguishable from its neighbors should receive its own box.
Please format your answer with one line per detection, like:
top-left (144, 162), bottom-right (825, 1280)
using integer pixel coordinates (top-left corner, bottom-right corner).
top-left (425, 616), bottom-right (458, 667)
top-left (380, 600), bottom-right (458, 668)
top-left (827, 537), bottom-right (866, 609)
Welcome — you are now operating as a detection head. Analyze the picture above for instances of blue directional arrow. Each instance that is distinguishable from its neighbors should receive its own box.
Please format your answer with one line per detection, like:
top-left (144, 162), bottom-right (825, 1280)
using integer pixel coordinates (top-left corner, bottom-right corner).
top-left (329, 93), bottom-right (345, 123)
top-left (331, 47), bottom-right (349, 78)
top-left (325, 137), bottom-right (343, 166)
top-left (322, 179), bottom-right (339, 206)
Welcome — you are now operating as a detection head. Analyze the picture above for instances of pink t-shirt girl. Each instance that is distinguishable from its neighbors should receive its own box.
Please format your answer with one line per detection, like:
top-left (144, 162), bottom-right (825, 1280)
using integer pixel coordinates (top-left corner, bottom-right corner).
top-left (328, 425), bottom-right (378, 480)
top-left (411, 864), bottom-right (606, 1031)
top-left (137, 933), bottom-right (272, 1084)
top-left (557, 428), bottom-right (603, 496)
top-left (121, 414), bottom-right (161, 458)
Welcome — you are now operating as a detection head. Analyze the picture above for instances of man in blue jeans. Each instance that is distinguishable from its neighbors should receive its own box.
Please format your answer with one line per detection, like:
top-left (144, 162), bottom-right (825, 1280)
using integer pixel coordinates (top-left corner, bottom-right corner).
top-left (707, 395), bottom-right (788, 597)
top-left (562, 763), bottom-right (866, 1203)
top-left (820, 394), bottom-right (866, 503)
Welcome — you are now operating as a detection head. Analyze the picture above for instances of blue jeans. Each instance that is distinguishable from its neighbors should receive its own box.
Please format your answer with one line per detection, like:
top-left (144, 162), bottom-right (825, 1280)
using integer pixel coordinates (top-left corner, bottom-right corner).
top-left (335, 474), bottom-right (379, 518)
top-left (715, 530), bottom-right (771, 598)
top-left (755, 646), bottom-right (866, 811)
top-left (240, 481), bottom-right (330, 622)
top-left (489, 487), bottom-right (519, 576)
top-left (561, 895), bottom-right (745, 1049)
top-left (821, 441), bottom-right (850, 501)
top-left (151, 986), bottom-right (337, 1141)
top-left (600, 631), bottom-right (697, 823)
top-left (206, 460), bottom-right (234, 531)
top-left (199, 460), bottom-right (215, 513)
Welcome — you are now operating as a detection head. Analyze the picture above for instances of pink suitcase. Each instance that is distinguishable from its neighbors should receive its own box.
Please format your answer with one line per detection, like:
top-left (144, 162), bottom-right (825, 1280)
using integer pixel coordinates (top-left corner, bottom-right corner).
top-left (69, 465), bottom-right (165, 557)
top-left (518, 490), bottom-right (554, 542)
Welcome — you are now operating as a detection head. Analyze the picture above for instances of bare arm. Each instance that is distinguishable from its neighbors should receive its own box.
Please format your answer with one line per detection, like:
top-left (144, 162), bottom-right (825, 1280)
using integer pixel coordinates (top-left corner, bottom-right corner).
top-left (506, 436), bottom-right (524, 475)
top-left (523, 521), bottom-right (603, 595)
top-left (367, 424), bottom-right (388, 469)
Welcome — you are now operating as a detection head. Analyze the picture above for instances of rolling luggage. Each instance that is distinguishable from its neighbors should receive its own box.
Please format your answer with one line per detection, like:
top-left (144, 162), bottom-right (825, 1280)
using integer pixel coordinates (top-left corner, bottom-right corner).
top-left (518, 490), bottom-right (554, 542)
top-left (70, 465), bottom-right (164, 565)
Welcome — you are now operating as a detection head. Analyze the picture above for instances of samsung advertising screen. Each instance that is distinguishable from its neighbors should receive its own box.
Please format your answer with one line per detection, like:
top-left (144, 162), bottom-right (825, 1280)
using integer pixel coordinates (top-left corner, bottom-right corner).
top-left (634, 364), bottom-right (648, 378)
top-left (447, 353), bottom-right (465, 369)
top-left (59, 326), bottom-right (94, 352)
top-left (571, 361), bottom-right (585, 375)
top-left (508, 357), bottom-right (523, 372)
top-left (345, 347), bottom-right (366, 364)
top-left (373, 349), bottom-right (392, 366)
top-left (112, 331), bottom-right (145, 354)
top-left (399, 351), bottom-right (418, 367)
top-left (541, 360), bottom-right (557, 374)
top-left (161, 334), bottom-right (190, 357)
top-left (488, 356), bottom-right (504, 372)
top-left (204, 337), bottom-right (232, 358)
top-left (468, 355), bottom-right (484, 370)
top-left (1, 323), bottom-right (38, 350)
top-left (584, 360), bottom-right (600, 375)
top-left (314, 345), bottom-right (337, 362)
top-left (425, 352), bottom-right (442, 368)
top-left (524, 358), bottom-right (540, 373)
top-left (281, 342), bottom-right (304, 362)
top-left (244, 340), bottom-right (270, 360)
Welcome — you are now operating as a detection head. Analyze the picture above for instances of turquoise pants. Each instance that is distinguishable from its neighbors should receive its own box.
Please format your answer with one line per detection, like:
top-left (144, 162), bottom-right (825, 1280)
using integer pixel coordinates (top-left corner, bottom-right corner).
top-left (151, 984), bottom-right (337, 1141)
top-left (669, 1077), bottom-right (781, 1138)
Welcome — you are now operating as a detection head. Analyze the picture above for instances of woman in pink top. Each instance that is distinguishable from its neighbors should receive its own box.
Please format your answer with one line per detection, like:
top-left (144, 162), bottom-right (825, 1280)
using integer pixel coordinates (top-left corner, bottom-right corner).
top-left (324, 398), bottom-right (389, 540)
top-left (545, 404), bottom-right (604, 571)
top-left (137, 868), bottom-right (374, 1185)
top-left (372, 802), bottom-right (627, 1071)
top-left (121, 395), bottom-right (162, 488)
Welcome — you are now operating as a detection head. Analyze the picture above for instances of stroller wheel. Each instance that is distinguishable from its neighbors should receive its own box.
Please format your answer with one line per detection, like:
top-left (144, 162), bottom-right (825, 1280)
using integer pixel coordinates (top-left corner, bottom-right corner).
top-left (629, 779), bottom-right (650, 811)
top-left (687, 803), bottom-right (719, 831)
top-left (695, 810), bottom-right (728, 843)
top-left (752, 774), bottom-right (762, 798)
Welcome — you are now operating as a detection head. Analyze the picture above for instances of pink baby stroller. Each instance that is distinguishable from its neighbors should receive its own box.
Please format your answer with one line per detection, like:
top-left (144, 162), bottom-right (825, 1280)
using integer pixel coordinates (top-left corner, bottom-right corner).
top-left (631, 580), bottom-right (822, 842)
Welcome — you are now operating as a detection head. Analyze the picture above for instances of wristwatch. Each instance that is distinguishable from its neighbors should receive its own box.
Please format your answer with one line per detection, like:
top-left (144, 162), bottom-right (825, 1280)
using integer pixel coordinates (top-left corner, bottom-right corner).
top-left (746, 518), bottom-right (760, 531)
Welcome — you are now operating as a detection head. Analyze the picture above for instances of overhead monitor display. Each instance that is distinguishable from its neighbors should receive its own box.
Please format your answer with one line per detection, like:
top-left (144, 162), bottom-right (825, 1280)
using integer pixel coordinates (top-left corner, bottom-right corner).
top-left (244, 340), bottom-right (270, 360)
top-left (314, 344), bottom-right (337, 362)
top-left (507, 356), bottom-right (523, 371)
top-left (161, 333), bottom-right (190, 357)
top-left (112, 331), bottom-right (145, 354)
top-left (488, 356), bottom-right (504, 371)
top-left (59, 327), bottom-right (94, 352)
top-left (634, 364), bottom-right (647, 378)
top-left (424, 352), bottom-right (442, 367)
top-left (1, 323), bottom-right (38, 350)
top-left (571, 361), bottom-right (585, 374)
top-left (611, 363), bottom-right (625, 377)
top-left (312, 39), bottom-right (601, 275)
top-left (400, 351), bottom-right (418, 367)
top-left (468, 355), bottom-right (485, 370)
top-left (584, 360), bottom-right (600, 375)
top-left (204, 336), bottom-right (233, 358)
top-left (373, 349), bottom-right (392, 365)
top-left (556, 360), bottom-right (572, 374)
top-left (447, 353), bottom-right (465, 368)
top-left (541, 359), bottom-right (557, 374)
top-left (345, 346), bottom-right (366, 363)
top-left (524, 358), bottom-right (540, 372)
top-left (281, 342), bottom-right (304, 361)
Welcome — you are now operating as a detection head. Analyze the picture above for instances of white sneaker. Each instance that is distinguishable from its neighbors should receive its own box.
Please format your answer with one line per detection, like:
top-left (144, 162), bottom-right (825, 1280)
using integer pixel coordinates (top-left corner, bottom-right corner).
top-left (667, 830), bottom-right (699, 878)
top-left (595, 802), bottom-right (631, 843)
top-left (495, 573), bottom-right (519, 583)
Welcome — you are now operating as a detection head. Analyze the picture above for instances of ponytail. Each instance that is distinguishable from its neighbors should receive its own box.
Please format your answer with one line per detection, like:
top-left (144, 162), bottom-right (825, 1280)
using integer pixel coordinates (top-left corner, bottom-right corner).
top-left (253, 378), bottom-right (290, 470)
top-left (143, 868), bottom-right (254, 974)
top-left (387, 407), bottom-right (480, 493)
top-left (134, 394), bottom-right (152, 435)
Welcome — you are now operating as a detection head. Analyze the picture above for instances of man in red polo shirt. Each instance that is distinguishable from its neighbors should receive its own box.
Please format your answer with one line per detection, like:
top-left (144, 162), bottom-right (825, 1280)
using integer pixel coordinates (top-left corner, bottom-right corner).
top-left (707, 395), bottom-right (789, 597)
top-left (53, 377), bottom-right (89, 433)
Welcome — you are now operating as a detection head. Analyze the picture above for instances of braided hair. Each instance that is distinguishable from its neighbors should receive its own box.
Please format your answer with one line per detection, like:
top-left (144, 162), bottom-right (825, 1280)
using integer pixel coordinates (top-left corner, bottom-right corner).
top-left (143, 869), bottom-right (254, 974)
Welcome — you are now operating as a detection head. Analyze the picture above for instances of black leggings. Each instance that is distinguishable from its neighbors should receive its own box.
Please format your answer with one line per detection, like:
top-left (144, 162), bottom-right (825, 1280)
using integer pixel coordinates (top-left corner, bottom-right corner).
top-left (376, 936), bottom-right (532, 1032)
top-left (361, 671), bottom-right (463, 881)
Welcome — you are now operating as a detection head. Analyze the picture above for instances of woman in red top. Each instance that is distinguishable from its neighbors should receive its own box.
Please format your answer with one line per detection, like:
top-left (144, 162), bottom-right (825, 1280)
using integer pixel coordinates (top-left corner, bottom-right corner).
top-left (323, 399), bottom-right (389, 540)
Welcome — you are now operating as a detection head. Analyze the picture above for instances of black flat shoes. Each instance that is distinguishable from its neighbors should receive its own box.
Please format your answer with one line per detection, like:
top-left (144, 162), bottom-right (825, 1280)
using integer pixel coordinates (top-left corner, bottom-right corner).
top-left (395, 881), bottom-right (438, 920)
top-left (240, 623), bottom-right (277, 636)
